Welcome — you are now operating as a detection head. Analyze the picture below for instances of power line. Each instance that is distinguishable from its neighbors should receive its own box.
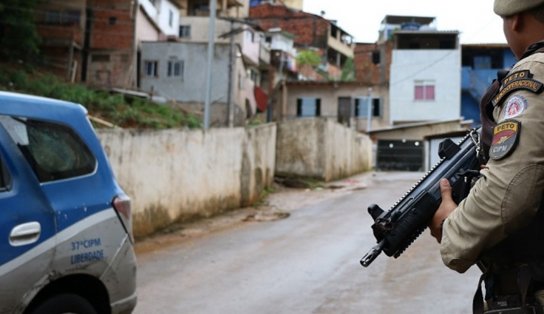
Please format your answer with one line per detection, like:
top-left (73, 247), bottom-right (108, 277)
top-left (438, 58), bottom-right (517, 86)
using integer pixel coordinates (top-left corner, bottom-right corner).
top-left (389, 49), bottom-right (458, 86)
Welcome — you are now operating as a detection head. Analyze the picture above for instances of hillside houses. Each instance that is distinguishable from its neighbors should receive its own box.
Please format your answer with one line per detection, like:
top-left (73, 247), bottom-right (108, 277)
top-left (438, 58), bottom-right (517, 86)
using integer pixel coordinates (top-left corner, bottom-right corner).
top-left (33, 0), bottom-right (512, 171)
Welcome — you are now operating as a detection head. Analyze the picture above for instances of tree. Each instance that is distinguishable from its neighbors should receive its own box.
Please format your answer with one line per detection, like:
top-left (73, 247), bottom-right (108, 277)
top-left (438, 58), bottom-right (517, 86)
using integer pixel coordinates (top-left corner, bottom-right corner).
top-left (296, 50), bottom-right (321, 67)
top-left (0, 0), bottom-right (40, 62)
top-left (340, 58), bottom-right (355, 82)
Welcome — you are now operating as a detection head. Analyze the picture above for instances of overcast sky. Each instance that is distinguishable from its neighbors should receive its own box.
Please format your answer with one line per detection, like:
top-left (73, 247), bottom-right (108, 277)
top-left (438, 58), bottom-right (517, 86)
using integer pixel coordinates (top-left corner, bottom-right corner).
top-left (302, 0), bottom-right (507, 44)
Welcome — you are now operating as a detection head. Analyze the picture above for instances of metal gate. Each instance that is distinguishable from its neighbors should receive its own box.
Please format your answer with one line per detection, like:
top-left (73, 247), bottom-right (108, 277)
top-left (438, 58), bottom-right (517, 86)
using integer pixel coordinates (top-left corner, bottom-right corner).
top-left (376, 139), bottom-right (423, 171)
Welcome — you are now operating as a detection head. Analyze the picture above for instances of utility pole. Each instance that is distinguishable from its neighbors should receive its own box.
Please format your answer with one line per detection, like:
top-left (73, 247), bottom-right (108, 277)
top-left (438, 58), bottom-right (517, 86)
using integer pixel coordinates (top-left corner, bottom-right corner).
top-left (367, 87), bottom-right (373, 133)
top-left (226, 19), bottom-right (235, 127)
top-left (204, 0), bottom-right (217, 129)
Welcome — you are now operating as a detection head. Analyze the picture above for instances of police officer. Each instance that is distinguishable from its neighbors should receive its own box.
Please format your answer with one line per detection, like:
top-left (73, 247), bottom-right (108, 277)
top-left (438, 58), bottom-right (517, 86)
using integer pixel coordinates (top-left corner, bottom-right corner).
top-left (429, 0), bottom-right (544, 312)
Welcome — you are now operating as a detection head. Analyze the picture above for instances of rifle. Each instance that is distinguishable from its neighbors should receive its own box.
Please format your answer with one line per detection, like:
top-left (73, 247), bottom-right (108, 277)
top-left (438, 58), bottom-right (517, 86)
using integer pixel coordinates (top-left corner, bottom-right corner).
top-left (360, 128), bottom-right (482, 267)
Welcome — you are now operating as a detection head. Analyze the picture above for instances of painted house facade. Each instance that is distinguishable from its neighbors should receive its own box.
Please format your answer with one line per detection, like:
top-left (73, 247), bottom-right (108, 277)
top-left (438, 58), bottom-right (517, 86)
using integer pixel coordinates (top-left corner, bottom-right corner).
top-left (387, 17), bottom-right (461, 124)
top-left (140, 0), bottom-right (273, 126)
top-left (249, 2), bottom-right (354, 80)
top-left (282, 81), bottom-right (389, 132)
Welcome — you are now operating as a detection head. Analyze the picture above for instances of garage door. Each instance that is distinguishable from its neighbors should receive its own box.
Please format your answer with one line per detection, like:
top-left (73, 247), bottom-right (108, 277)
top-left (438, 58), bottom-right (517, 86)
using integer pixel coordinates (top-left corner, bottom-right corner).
top-left (377, 140), bottom-right (423, 171)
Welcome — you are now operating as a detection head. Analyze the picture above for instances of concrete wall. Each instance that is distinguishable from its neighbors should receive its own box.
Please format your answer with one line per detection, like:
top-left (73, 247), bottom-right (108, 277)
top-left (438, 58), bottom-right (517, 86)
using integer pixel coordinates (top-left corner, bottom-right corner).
top-left (275, 118), bottom-right (372, 181)
top-left (97, 124), bottom-right (277, 238)
top-left (389, 49), bottom-right (461, 123)
top-left (369, 120), bottom-right (468, 141)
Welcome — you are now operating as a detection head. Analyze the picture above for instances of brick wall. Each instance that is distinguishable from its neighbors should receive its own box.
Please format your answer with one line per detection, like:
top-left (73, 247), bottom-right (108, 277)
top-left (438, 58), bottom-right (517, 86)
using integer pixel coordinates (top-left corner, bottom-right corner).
top-left (250, 4), bottom-right (329, 49)
top-left (354, 41), bottom-right (392, 85)
top-left (86, 0), bottom-right (136, 88)
top-left (90, 0), bottom-right (135, 50)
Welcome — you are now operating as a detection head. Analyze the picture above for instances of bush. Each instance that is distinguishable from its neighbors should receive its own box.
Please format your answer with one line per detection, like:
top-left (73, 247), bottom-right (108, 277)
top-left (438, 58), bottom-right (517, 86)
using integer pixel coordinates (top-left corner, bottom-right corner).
top-left (0, 66), bottom-right (201, 129)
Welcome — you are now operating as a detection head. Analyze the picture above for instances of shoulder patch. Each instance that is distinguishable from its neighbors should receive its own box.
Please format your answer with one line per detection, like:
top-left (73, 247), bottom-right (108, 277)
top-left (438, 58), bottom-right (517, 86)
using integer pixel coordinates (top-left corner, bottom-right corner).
top-left (492, 70), bottom-right (544, 106)
top-left (489, 120), bottom-right (520, 160)
top-left (502, 95), bottom-right (528, 120)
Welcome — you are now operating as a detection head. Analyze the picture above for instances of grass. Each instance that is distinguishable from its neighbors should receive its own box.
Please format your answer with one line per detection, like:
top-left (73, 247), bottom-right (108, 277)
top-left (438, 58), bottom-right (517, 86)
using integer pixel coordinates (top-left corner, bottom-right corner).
top-left (0, 65), bottom-right (202, 129)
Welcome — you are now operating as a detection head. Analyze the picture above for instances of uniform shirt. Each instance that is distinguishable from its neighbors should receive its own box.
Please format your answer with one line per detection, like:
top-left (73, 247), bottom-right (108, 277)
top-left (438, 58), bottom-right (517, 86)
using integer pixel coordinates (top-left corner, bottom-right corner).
top-left (440, 52), bottom-right (544, 273)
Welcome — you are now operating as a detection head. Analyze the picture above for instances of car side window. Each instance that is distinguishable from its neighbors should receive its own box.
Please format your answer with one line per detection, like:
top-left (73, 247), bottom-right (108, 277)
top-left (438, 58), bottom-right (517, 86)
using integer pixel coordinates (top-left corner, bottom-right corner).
top-left (0, 157), bottom-right (11, 192)
top-left (0, 115), bottom-right (96, 183)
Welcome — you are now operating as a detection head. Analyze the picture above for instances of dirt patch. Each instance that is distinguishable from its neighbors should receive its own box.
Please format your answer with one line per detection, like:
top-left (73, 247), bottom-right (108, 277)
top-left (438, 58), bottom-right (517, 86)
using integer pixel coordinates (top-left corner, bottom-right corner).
top-left (242, 211), bottom-right (290, 222)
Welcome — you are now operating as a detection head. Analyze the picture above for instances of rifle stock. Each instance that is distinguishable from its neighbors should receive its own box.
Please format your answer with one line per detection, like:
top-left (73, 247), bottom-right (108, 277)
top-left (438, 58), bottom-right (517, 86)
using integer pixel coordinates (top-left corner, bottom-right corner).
top-left (360, 129), bottom-right (481, 267)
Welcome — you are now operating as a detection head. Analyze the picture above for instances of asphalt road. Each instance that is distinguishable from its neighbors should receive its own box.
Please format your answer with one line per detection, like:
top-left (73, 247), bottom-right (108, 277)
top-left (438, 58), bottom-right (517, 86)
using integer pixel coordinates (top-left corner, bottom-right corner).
top-left (134, 171), bottom-right (481, 314)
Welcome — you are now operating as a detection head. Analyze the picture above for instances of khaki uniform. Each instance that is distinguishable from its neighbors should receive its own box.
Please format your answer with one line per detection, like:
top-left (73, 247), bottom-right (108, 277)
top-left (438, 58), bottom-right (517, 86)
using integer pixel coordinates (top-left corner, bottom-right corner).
top-left (440, 51), bottom-right (544, 273)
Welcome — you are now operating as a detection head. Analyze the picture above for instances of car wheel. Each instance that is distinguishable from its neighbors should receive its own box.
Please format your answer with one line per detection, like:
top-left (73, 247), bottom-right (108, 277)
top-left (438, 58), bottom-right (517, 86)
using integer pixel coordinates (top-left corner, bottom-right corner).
top-left (29, 293), bottom-right (97, 314)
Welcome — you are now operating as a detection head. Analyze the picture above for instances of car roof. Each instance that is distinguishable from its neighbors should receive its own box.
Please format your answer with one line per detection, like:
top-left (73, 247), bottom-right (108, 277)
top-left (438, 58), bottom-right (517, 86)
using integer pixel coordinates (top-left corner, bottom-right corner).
top-left (0, 91), bottom-right (87, 125)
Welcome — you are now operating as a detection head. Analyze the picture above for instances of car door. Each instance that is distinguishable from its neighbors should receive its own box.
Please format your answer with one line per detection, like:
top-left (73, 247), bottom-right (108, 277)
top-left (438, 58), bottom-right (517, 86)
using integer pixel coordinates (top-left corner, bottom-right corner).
top-left (0, 120), bottom-right (56, 313)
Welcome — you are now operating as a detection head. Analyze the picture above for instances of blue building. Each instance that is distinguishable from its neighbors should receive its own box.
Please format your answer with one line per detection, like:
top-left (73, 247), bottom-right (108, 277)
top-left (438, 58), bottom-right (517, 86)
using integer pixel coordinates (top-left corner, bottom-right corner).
top-left (461, 44), bottom-right (516, 126)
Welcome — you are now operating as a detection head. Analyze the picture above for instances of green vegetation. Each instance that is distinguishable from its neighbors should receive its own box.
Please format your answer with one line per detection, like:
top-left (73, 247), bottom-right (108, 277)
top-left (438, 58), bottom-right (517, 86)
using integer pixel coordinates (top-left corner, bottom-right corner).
top-left (276, 175), bottom-right (325, 190)
top-left (340, 58), bottom-right (355, 82)
top-left (297, 50), bottom-right (355, 82)
top-left (296, 50), bottom-right (322, 67)
top-left (0, 0), bottom-right (40, 62)
top-left (0, 66), bottom-right (202, 129)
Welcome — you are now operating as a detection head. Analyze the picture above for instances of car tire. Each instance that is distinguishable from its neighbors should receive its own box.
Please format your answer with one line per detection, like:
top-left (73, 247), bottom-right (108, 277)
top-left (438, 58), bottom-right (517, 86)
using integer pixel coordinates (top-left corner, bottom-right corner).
top-left (29, 293), bottom-right (97, 314)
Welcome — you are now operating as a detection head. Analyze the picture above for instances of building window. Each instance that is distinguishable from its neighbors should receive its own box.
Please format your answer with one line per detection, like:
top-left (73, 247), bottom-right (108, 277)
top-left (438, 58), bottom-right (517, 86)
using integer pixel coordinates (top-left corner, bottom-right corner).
top-left (296, 98), bottom-right (321, 117)
top-left (169, 10), bottom-right (174, 27)
top-left (91, 54), bottom-right (110, 62)
top-left (414, 80), bottom-right (435, 101)
top-left (144, 60), bottom-right (158, 77)
top-left (355, 97), bottom-right (381, 117)
top-left (188, 0), bottom-right (210, 16)
top-left (109, 16), bottom-right (117, 25)
top-left (167, 59), bottom-right (184, 78)
top-left (43, 10), bottom-right (81, 25)
top-left (249, 68), bottom-right (259, 84)
top-left (179, 25), bottom-right (191, 38)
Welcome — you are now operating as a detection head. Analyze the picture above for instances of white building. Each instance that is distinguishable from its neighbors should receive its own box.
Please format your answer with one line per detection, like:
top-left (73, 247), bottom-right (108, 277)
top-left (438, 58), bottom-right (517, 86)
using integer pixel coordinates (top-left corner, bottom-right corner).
top-left (387, 18), bottom-right (461, 125)
top-left (139, 0), bottom-right (181, 37)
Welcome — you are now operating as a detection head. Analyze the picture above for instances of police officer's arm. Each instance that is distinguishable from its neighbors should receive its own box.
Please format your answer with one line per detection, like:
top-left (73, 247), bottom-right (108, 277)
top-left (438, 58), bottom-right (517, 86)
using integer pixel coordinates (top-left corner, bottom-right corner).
top-left (439, 60), bottom-right (544, 273)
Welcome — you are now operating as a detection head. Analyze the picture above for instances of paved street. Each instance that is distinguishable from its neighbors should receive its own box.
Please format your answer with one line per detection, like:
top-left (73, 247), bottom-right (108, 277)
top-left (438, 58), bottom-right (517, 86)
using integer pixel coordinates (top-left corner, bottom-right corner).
top-left (134, 171), bottom-right (481, 314)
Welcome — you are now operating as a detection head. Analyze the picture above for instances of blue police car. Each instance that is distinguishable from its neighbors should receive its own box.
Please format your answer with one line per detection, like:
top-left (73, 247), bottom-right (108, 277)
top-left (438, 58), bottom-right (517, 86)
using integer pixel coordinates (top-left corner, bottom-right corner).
top-left (0, 92), bottom-right (137, 313)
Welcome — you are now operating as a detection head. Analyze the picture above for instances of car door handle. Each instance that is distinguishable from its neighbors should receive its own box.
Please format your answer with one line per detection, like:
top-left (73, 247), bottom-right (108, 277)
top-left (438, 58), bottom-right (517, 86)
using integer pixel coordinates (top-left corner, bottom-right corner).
top-left (10, 222), bottom-right (41, 247)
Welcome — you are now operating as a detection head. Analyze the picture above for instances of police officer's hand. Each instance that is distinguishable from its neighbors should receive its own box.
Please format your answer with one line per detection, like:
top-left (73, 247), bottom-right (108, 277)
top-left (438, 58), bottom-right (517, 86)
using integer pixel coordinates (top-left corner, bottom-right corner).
top-left (429, 178), bottom-right (458, 243)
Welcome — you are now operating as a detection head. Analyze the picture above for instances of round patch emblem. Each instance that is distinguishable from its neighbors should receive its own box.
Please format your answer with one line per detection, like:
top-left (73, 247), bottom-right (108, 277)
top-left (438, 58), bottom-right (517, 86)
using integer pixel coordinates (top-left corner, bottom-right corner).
top-left (503, 95), bottom-right (528, 120)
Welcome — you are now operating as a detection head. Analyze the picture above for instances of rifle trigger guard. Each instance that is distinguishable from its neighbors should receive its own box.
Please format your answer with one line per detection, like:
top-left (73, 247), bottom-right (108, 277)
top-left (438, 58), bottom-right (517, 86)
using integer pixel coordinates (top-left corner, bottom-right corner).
top-left (469, 128), bottom-right (481, 159)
